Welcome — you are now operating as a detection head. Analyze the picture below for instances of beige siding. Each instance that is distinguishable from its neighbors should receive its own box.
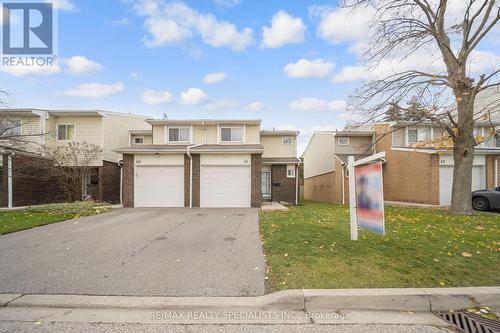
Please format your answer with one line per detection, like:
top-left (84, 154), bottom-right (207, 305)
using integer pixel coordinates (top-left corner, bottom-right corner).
top-left (103, 114), bottom-right (149, 162)
top-left (131, 134), bottom-right (153, 145)
top-left (303, 132), bottom-right (335, 179)
top-left (45, 116), bottom-right (104, 166)
top-left (261, 136), bottom-right (297, 158)
top-left (20, 116), bottom-right (43, 151)
top-left (245, 125), bottom-right (260, 144)
top-left (391, 128), bottom-right (405, 147)
top-left (335, 136), bottom-right (372, 154)
top-left (152, 125), bottom-right (166, 144)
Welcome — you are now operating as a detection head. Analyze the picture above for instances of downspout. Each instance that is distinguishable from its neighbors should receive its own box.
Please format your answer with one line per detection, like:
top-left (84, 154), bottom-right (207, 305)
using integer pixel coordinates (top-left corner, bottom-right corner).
top-left (341, 165), bottom-right (345, 205)
top-left (187, 144), bottom-right (203, 208)
top-left (495, 158), bottom-right (499, 188)
top-left (7, 152), bottom-right (14, 208)
top-left (295, 165), bottom-right (299, 205)
top-left (118, 159), bottom-right (124, 206)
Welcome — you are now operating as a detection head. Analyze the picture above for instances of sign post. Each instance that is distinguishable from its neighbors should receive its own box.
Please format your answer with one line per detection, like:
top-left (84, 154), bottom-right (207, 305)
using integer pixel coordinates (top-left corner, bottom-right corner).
top-left (348, 156), bottom-right (358, 241)
top-left (348, 152), bottom-right (386, 240)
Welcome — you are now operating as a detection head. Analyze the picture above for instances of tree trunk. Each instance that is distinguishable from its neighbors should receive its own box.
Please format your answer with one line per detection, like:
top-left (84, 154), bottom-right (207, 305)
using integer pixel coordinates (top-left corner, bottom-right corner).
top-left (450, 90), bottom-right (476, 215)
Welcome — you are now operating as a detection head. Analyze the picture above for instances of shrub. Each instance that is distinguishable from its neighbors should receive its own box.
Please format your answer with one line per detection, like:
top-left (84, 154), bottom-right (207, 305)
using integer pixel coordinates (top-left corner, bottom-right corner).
top-left (26, 201), bottom-right (110, 217)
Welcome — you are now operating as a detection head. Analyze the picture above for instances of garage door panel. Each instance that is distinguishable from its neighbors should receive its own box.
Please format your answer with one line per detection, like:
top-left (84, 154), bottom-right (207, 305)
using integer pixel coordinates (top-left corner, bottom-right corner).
top-left (439, 165), bottom-right (485, 206)
top-left (201, 166), bottom-right (251, 208)
top-left (135, 166), bottom-right (184, 208)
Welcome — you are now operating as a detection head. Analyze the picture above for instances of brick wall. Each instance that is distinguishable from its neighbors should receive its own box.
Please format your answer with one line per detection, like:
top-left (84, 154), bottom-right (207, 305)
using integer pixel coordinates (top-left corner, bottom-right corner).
top-left (304, 171), bottom-right (337, 203)
top-left (122, 154), bottom-right (134, 208)
top-left (375, 124), bottom-right (440, 205)
top-left (485, 155), bottom-right (500, 189)
top-left (1, 155), bottom-right (7, 207)
top-left (100, 161), bottom-right (121, 204)
top-left (271, 164), bottom-right (296, 204)
top-left (184, 154), bottom-right (200, 207)
top-left (251, 154), bottom-right (262, 207)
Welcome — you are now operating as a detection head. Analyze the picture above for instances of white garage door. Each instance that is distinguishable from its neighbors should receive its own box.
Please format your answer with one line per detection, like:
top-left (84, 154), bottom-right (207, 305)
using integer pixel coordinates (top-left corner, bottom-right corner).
top-left (135, 166), bottom-right (184, 207)
top-left (439, 165), bottom-right (486, 205)
top-left (200, 164), bottom-right (252, 208)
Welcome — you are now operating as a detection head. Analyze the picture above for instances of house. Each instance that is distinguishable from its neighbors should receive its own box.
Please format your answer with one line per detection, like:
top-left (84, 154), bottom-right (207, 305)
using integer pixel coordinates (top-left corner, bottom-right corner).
top-left (304, 122), bottom-right (500, 206)
top-left (0, 109), bottom-right (149, 207)
top-left (115, 119), bottom-right (300, 208)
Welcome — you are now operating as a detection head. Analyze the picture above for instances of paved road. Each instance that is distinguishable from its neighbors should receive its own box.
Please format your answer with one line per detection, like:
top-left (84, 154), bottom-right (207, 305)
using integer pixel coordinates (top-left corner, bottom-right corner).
top-left (0, 323), bottom-right (454, 333)
top-left (0, 208), bottom-right (265, 296)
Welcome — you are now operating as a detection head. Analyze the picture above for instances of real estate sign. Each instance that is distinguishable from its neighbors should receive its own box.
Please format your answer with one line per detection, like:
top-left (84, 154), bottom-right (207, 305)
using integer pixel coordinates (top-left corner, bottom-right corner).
top-left (355, 162), bottom-right (385, 235)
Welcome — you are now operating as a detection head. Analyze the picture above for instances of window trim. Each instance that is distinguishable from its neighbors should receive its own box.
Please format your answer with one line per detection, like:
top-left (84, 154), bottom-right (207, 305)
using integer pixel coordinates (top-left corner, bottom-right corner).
top-left (286, 164), bottom-right (296, 178)
top-left (337, 137), bottom-right (350, 145)
top-left (166, 126), bottom-right (192, 144)
top-left (218, 125), bottom-right (246, 144)
top-left (282, 137), bottom-right (294, 145)
top-left (57, 124), bottom-right (76, 141)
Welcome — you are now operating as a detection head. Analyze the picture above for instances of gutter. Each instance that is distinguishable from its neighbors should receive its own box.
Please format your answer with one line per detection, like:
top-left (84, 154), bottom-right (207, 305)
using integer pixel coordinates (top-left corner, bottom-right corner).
top-left (187, 144), bottom-right (203, 208)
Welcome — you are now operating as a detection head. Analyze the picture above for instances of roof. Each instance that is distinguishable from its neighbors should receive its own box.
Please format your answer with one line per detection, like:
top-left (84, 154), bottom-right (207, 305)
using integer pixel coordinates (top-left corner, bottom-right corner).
top-left (129, 129), bottom-right (153, 135)
top-left (334, 131), bottom-right (375, 137)
top-left (335, 154), bottom-right (373, 163)
top-left (0, 108), bottom-right (148, 119)
top-left (262, 157), bottom-right (300, 164)
top-left (146, 119), bottom-right (262, 126)
top-left (114, 144), bottom-right (264, 154)
top-left (260, 130), bottom-right (300, 136)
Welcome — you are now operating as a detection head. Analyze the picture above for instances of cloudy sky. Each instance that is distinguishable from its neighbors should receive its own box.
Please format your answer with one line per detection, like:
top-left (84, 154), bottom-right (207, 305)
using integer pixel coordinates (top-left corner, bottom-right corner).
top-left (2, 0), bottom-right (499, 153)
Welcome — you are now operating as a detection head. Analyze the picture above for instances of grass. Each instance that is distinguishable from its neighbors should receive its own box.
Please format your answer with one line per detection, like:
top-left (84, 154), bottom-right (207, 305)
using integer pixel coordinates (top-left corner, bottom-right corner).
top-left (0, 202), bottom-right (111, 235)
top-left (260, 201), bottom-right (500, 291)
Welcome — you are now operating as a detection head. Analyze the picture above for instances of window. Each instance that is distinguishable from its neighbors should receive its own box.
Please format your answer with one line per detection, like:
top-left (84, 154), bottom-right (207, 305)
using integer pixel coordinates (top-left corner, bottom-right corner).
top-left (282, 137), bottom-right (293, 145)
top-left (220, 126), bottom-right (243, 142)
top-left (168, 127), bottom-right (190, 142)
top-left (133, 136), bottom-right (144, 144)
top-left (286, 165), bottom-right (296, 178)
top-left (337, 137), bottom-right (350, 145)
top-left (407, 127), bottom-right (430, 145)
top-left (57, 124), bottom-right (75, 141)
top-left (0, 118), bottom-right (21, 136)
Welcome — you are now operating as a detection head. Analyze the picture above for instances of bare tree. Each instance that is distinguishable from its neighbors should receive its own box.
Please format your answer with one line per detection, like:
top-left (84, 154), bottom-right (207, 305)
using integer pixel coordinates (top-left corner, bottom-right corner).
top-left (44, 142), bottom-right (103, 202)
top-left (0, 117), bottom-right (46, 153)
top-left (345, 0), bottom-right (499, 214)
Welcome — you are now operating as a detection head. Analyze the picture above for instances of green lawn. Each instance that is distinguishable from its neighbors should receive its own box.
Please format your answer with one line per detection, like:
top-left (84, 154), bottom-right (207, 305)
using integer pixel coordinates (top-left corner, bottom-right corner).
top-left (260, 202), bottom-right (500, 291)
top-left (0, 202), bottom-right (110, 235)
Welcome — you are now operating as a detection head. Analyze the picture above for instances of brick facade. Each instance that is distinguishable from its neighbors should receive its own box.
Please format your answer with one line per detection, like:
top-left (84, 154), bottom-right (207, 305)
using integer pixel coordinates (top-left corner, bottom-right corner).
top-left (271, 164), bottom-right (296, 204)
top-left (375, 124), bottom-right (440, 205)
top-left (184, 154), bottom-right (200, 207)
top-left (100, 161), bottom-right (121, 204)
top-left (251, 154), bottom-right (262, 207)
top-left (122, 154), bottom-right (134, 208)
top-left (1, 153), bottom-right (67, 207)
top-left (485, 155), bottom-right (500, 189)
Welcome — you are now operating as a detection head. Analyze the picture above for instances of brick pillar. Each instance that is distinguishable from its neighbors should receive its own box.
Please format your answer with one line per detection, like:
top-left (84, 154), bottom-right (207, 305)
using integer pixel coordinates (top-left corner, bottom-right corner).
top-left (184, 154), bottom-right (200, 208)
top-left (122, 154), bottom-right (134, 208)
top-left (251, 154), bottom-right (262, 207)
top-left (1, 154), bottom-right (8, 208)
top-left (486, 155), bottom-right (496, 189)
top-left (184, 154), bottom-right (190, 207)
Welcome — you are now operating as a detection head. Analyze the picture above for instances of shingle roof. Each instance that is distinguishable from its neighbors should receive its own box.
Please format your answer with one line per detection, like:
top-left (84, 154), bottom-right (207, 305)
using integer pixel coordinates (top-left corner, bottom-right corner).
top-left (335, 154), bottom-right (373, 163)
top-left (262, 157), bottom-right (300, 164)
top-left (114, 144), bottom-right (264, 154)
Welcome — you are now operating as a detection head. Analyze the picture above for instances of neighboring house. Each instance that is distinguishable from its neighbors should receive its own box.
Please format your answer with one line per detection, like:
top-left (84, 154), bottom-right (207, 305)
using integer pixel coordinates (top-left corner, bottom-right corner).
top-left (303, 131), bottom-right (375, 204)
top-left (115, 120), bottom-right (300, 208)
top-left (304, 122), bottom-right (500, 206)
top-left (0, 109), bottom-right (149, 207)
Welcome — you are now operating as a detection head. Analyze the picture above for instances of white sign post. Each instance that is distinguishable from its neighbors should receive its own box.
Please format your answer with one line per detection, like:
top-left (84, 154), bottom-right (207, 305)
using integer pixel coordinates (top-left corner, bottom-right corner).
top-left (348, 152), bottom-right (386, 241)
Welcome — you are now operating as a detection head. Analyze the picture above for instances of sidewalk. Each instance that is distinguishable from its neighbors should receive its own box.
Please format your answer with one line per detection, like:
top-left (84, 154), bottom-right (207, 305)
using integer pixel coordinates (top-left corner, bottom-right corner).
top-left (1, 287), bottom-right (498, 326)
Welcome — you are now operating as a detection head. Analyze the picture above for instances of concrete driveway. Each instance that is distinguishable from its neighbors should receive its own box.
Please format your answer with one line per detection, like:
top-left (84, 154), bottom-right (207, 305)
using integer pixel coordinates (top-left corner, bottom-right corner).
top-left (0, 208), bottom-right (266, 296)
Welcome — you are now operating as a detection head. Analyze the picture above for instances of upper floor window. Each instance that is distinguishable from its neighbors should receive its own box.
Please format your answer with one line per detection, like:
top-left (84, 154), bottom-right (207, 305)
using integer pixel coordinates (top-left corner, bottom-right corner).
top-left (282, 137), bottom-right (293, 145)
top-left (408, 127), bottom-right (430, 144)
top-left (57, 124), bottom-right (75, 141)
top-left (220, 126), bottom-right (243, 143)
top-left (337, 137), bottom-right (350, 145)
top-left (0, 118), bottom-right (21, 136)
top-left (133, 136), bottom-right (144, 145)
top-left (286, 164), bottom-right (296, 178)
top-left (168, 127), bottom-right (190, 143)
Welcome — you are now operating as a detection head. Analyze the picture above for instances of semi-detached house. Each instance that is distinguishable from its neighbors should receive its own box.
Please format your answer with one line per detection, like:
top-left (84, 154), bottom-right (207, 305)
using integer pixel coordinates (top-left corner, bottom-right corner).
top-left (304, 121), bottom-right (500, 206)
top-left (116, 119), bottom-right (300, 208)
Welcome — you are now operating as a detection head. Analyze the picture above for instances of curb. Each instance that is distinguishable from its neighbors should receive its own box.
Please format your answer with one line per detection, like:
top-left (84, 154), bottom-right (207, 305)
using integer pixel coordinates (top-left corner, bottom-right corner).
top-left (4, 287), bottom-right (499, 312)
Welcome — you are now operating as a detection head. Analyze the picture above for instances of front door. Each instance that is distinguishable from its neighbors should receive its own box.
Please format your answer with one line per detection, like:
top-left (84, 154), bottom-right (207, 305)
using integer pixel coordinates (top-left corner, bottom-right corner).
top-left (262, 171), bottom-right (272, 198)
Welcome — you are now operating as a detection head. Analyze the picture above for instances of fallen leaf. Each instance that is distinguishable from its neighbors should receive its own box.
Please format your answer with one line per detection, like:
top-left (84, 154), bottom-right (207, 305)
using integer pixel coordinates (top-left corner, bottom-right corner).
top-left (461, 252), bottom-right (472, 258)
